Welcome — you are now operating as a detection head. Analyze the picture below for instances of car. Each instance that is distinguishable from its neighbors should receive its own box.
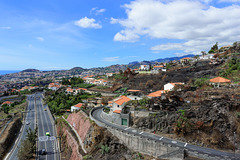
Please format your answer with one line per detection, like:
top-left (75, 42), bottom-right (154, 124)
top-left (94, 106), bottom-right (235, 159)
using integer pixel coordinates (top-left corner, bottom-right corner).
top-left (46, 132), bottom-right (50, 136)
top-left (41, 149), bottom-right (46, 155)
top-left (44, 108), bottom-right (47, 111)
top-left (26, 121), bottom-right (30, 125)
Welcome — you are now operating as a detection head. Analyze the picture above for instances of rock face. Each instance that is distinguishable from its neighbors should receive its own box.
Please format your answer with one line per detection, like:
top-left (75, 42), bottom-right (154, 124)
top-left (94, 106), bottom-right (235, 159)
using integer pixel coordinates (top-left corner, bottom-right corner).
top-left (67, 111), bottom-right (91, 142)
top-left (57, 111), bottom-right (159, 160)
top-left (132, 95), bottom-right (240, 150)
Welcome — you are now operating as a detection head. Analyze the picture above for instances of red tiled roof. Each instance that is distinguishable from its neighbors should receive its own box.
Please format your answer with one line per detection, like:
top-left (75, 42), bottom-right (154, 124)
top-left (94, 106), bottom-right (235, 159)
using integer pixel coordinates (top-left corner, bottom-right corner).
top-left (127, 89), bottom-right (141, 92)
top-left (2, 101), bottom-right (12, 105)
top-left (77, 88), bottom-right (87, 91)
top-left (147, 90), bottom-right (165, 97)
top-left (113, 110), bottom-right (121, 114)
top-left (114, 96), bottom-right (131, 105)
top-left (67, 88), bottom-right (74, 92)
top-left (74, 103), bottom-right (83, 108)
top-left (153, 65), bottom-right (163, 68)
top-left (210, 77), bottom-right (231, 83)
top-left (170, 82), bottom-right (184, 86)
top-left (182, 57), bottom-right (191, 60)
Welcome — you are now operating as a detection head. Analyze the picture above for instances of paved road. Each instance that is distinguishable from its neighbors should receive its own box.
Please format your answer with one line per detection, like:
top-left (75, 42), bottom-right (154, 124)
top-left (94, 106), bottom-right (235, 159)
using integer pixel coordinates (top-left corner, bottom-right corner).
top-left (7, 95), bottom-right (36, 160)
top-left (92, 107), bottom-right (240, 160)
top-left (36, 93), bottom-right (59, 160)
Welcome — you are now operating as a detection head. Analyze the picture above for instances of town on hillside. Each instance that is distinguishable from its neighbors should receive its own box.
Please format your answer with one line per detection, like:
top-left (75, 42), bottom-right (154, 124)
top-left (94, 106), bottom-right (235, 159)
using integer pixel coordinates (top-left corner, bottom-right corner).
top-left (1, 41), bottom-right (240, 159)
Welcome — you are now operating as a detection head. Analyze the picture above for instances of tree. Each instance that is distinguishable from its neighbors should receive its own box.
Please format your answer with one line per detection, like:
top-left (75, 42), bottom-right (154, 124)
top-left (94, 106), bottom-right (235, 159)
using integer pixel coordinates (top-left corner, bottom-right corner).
top-left (2, 104), bottom-right (9, 114)
top-left (201, 51), bottom-right (207, 56)
top-left (208, 42), bottom-right (218, 53)
top-left (18, 127), bottom-right (38, 160)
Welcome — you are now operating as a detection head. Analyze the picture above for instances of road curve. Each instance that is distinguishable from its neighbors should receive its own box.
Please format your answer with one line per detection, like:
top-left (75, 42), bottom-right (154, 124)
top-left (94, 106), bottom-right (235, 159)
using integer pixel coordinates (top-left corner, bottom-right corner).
top-left (91, 107), bottom-right (240, 160)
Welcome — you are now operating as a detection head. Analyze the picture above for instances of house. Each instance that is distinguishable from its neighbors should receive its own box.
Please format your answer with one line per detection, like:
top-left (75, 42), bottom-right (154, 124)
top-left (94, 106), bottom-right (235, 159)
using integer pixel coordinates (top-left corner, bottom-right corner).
top-left (164, 82), bottom-right (184, 91)
top-left (66, 88), bottom-right (74, 94)
top-left (111, 96), bottom-right (131, 112)
top-left (106, 73), bottom-right (113, 77)
top-left (71, 103), bottom-right (83, 112)
top-left (219, 45), bottom-right (232, 53)
top-left (1, 101), bottom-right (13, 106)
top-left (76, 88), bottom-right (87, 94)
top-left (198, 54), bottom-right (214, 60)
top-left (126, 89), bottom-right (143, 100)
top-left (209, 77), bottom-right (231, 88)
top-left (180, 57), bottom-right (192, 64)
top-left (48, 82), bottom-right (61, 91)
top-left (140, 65), bottom-right (150, 71)
top-left (147, 90), bottom-right (167, 98)
top-left (152, 65), bottom-right (166, 73)
top-left (108, 101), bottom-right (113, 107)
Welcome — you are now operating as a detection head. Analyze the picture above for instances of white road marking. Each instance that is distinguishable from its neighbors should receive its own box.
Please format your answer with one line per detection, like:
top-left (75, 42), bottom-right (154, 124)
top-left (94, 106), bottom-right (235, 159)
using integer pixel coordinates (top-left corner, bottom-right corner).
top-left (124, 127), bottom-right (130, 130)
top-left (139, 131), bottom-right (143, 134)
top-left (184, 143), bottom-right (188, 147)
top-left (159, 137), bottom-right (163, 140)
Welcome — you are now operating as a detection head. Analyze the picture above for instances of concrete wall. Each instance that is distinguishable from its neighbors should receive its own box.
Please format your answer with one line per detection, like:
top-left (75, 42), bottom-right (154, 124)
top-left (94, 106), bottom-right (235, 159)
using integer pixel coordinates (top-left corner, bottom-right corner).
top-left (106, 126), bottom-right (184, 159)
top-left (101, 110), bottom-right (130, 126)
top-left (90, 107), bottom-right (227, 160)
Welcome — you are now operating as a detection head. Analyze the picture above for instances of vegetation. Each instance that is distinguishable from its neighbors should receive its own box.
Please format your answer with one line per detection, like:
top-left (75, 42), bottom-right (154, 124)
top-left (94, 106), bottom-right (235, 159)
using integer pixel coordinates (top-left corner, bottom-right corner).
top-left (17, 127), bottom-right (38, 160)
top-left (208, 42), bottom-right (218, 53)
top-left (219, 57), bottom-right (240, 81)
top-left (101, 145), bottom-right (110, 155)
top-left (194, 78), bottom-right (209, 88)
top-left (46, 91), bottom-right (95, 115)
top-left (62, 77), bottom-right (94, 88)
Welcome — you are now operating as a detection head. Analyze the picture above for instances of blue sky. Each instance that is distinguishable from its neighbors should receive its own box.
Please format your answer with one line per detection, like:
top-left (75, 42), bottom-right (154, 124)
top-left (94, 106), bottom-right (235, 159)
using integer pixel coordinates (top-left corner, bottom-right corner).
top-left (0, 0), bottom-right (240, 70)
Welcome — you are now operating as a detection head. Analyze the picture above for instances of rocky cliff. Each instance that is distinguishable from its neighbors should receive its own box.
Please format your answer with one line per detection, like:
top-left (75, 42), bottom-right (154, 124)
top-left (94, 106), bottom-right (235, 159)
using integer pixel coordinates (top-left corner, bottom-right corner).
top-left (57, 111), bottom-right (158, 160)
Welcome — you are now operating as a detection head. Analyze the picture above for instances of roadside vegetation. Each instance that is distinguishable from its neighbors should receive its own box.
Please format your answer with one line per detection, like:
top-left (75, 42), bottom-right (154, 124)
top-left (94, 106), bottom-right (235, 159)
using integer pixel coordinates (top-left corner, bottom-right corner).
top-left (17, 128), bottom-right (38, 160)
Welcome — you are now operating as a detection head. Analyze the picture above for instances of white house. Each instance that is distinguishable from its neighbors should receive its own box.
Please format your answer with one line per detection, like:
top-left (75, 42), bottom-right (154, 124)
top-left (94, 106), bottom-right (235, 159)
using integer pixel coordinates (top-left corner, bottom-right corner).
top-left (48, 82), bottom-right (61, 91)
top-left (140, 65), bottom-right (150, 71)
top-left (164, 82), bottom-right (184, 91)
top-left (71, 103), bottom-right (83, 112)
top-left (110, 96), bottom-right (131, 113)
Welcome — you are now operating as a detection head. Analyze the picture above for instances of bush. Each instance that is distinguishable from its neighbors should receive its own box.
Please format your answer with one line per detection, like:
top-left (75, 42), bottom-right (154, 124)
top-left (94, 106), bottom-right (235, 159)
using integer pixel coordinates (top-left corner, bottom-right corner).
top-left (194, 78), bottom-right (209, 87)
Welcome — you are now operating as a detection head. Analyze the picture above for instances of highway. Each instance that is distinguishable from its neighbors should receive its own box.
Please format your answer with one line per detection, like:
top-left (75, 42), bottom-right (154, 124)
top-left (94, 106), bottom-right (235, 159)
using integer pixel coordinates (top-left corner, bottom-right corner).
top-left (5, 93), bottom-right (59, 160)
top-left (7, 95), bottom-right (36, 160)
top-left (92, 107), bottom-right (240, 160)
top-left (36, 93), bottom-right (59, 160)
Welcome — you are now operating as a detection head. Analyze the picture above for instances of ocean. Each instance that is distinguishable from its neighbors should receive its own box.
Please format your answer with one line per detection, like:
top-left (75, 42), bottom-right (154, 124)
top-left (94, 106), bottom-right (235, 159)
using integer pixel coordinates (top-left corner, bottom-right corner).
top-left (0, 70), bottom-right (20, 75)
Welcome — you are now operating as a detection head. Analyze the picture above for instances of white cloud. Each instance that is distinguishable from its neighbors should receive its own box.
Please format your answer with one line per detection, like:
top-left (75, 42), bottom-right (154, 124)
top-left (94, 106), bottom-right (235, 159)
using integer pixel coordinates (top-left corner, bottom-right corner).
top-left (219, 0), bottom-right (240, 2)
top-left (113, 0), bottom-right (240, 54)
top-left (74, 17), bottom-right (102, 29)
top-left (36, 37), bottom-right (44, 41)
top-left (103, 56), bottom-right (119, 62)
top-left (1, 26), bottom-right (11, 30)
top-left (110, 17), bottom-right (119, 24)
top-left (91, 7), bottom-right (106, 15)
